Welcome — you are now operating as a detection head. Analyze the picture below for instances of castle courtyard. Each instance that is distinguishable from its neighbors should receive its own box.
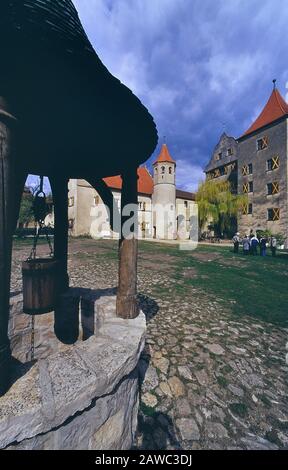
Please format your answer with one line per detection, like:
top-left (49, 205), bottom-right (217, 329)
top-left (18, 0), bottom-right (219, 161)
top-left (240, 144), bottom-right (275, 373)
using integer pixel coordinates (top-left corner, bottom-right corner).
top-left (10, 238), bottom-right (288, 450)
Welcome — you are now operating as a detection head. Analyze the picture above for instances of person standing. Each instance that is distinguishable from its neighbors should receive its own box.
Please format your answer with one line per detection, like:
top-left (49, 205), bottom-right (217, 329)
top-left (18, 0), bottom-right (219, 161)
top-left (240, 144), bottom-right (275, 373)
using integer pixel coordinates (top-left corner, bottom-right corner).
top-left (270, 236), bottom-right (277, 257)
top-left (260, 236), bottom-right (267, 256)
top-left (232, 232), bottom-right (240, 253)
top-left (242, 235), bottom-right (250, 255)
top-left (250, 235), bottom-right (259, 255)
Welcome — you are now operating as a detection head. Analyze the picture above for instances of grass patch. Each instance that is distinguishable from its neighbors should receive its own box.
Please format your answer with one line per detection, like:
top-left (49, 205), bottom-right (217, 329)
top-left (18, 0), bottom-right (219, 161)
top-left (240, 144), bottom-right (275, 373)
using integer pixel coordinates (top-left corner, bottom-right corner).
top-left (229, 402), bottom-right (248, 418)
top-left (169, 244), bottom-right (288, 327)
top-left (217, 375), bottom-right (229, 388)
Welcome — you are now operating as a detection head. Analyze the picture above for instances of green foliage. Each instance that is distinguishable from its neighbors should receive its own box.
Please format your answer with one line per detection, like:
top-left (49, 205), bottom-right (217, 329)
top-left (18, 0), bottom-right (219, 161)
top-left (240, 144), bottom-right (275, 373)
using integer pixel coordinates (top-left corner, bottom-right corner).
top-left (196, 180), bottom-right (247, 238)
top-left (229, 402), bottom-right (248, 418)
top-left (256, 229), bottom-right (272, 239)
top-left (274, 233), bottom-right (285, 246)
top-left (18, 191), bottom-right (34, 226)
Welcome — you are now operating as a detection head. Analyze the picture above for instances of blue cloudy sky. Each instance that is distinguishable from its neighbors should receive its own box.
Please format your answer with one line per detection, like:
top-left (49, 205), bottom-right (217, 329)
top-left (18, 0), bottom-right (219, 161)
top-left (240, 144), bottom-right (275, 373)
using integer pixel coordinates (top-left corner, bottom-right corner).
top-left (27, 0), bottom-right (288, 193)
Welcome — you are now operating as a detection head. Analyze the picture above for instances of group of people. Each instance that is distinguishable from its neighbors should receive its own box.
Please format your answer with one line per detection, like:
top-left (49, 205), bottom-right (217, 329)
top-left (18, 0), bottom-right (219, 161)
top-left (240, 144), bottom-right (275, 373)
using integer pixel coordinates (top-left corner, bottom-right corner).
top-left (232, 231), bottom-right (277, 257)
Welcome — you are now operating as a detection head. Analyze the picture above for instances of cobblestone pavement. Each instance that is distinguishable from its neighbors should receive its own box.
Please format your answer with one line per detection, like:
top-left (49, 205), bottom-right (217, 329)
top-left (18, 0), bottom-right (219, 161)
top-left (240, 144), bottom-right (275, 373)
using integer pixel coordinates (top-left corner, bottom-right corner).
top-left (11, 239), bottom-right (288, 450)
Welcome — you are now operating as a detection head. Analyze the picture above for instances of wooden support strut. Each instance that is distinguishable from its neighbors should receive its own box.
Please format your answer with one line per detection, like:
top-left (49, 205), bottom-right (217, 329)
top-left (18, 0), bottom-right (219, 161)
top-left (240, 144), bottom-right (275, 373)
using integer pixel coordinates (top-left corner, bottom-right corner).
top-left (49, 175), bottom-right (69, 293)
top-left (116, 167), bottom-right (139, 319)
top-left (0, 99), bottom-right (25, 395)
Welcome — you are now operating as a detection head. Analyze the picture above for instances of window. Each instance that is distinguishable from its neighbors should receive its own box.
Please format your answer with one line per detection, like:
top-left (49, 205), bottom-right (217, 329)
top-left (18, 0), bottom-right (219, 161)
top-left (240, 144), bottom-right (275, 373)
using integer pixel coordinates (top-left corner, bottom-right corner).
top-left (267, 156), bottom-right (280, 171)
top-left (214, 168), bottom-right (221, 178)
top-left (267, 183), bottom-right (273, 195)
top-left (68, 197), bottom-right (74, 207)
top-left (267, 182), bottom-right (279, 195)
top-left (143, 202), bottom-right (146, 212)
top-left (227, 148), bottom-right (233, 157)
top-left (248, 181), bottom-right (253, 193)
top-left (184, 201), bottom-right (188, 208)
top-left (243, 183), bottom-right (249, 193)
top-left (216, 152), bottom-right (222, 160)
top-left (242, 204), bottom-right (248, 215)
top-left (94, 195), bottom-right (100, 206)
top-left (161, 166), bottom-right (165, 174)
top-left (267, 208), bottom-right (280, 221)
top-left (257, 136), bottom-right (268, 151)
top-left (242, 165), bottom-right (248, 176)
top-left (139, 202), bottom-right (142, 210)
top-left (243, 203), bottom-right (253, 215)
top-left (248, 163), bottom-right (253, 174)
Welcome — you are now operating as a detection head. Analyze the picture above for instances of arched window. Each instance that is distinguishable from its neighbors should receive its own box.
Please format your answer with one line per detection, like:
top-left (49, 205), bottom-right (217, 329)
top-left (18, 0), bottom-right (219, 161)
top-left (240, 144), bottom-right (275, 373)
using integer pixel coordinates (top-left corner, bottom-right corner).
top-left (161, 166), bottom-right (165, 174)
top-left (94, 195), bottom-right (100, 206)
top-left (169, 167), bottom-right (172, 174)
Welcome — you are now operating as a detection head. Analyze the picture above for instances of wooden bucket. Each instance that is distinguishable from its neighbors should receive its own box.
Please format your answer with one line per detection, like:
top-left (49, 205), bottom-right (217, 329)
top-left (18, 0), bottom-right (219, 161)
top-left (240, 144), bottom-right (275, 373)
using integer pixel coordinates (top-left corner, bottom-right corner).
top-left (22, 258), bottom-right (59, 315)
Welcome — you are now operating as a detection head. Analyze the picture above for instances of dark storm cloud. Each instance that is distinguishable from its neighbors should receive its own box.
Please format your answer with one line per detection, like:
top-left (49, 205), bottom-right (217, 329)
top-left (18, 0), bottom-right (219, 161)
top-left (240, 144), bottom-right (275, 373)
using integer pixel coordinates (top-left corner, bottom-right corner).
top-left (73, 0), bottom-right (288, 191)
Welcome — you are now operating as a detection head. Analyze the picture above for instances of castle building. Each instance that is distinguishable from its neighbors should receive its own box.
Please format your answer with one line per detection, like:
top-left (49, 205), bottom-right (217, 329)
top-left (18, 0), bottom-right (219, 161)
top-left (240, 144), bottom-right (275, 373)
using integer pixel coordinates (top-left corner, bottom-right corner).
top-left (68, 144), bottom-right (196, 240)
top-left (205, 84), bottom-right (288, 246)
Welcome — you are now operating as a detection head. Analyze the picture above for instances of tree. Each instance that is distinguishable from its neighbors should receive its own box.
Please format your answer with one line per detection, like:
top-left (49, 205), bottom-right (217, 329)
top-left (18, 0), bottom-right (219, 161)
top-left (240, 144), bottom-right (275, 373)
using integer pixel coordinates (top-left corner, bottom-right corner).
top-left (18, 188), bottom-right (34, 228)
top-left (196, 179), bottom-right (247, 238)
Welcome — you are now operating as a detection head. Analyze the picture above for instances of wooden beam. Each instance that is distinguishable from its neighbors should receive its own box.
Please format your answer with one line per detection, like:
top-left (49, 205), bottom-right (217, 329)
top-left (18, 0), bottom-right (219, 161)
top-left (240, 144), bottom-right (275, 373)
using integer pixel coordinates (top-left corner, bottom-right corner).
top-left (116, 167), bottom-right (139, 319)
top-left (87, 176), bottom-right (121, 234)
top-left (0, 100), bottom-right (25, 396)
top-left (49, 175), bottom-right (69, 293)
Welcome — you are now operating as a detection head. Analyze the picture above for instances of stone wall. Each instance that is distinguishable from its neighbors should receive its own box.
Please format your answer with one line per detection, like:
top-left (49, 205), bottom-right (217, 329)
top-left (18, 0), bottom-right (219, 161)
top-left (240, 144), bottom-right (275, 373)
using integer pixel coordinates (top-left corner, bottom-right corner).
top-left (238, 120), bottom-right (288, 243)
top-left (1, 292), bottom-right (146, 450)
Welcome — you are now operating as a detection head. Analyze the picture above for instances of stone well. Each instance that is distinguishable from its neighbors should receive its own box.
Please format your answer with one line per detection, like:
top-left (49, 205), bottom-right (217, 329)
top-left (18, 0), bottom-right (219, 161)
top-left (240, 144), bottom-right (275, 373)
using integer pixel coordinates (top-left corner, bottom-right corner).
top-left (0, 290), bottom-right (146, 450)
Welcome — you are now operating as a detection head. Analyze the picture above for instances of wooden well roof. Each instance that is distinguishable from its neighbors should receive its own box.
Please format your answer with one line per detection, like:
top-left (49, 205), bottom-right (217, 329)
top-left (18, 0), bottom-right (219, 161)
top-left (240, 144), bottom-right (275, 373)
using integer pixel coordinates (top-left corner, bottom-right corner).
top-left (0, 0), bottom-right (158, 178)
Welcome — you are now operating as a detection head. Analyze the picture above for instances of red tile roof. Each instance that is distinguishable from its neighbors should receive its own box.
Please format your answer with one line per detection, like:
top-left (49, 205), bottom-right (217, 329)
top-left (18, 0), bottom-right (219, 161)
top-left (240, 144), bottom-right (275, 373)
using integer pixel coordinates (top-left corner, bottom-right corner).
top-left (103, 167), bottom-right (154, 195)
top-left (243, 88), bottom-right (288, 137)
top-left (154, 144), bottom-right (176, 164)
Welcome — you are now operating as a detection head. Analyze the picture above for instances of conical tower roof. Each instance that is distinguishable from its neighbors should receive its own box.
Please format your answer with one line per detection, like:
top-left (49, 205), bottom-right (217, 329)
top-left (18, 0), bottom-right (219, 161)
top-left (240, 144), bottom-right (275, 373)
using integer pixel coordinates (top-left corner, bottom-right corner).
top-left (153, 144), bottom-right (175, 165)
top-left (242, 86), bottom-right (288, 137)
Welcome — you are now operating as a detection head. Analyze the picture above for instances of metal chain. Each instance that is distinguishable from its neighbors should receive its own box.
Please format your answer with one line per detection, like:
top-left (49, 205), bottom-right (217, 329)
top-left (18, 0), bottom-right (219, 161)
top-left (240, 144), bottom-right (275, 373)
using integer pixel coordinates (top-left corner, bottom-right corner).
top-left (27, 176), bottom-right (54, 260)
top-left (31, 314), bottom-right (35, 361)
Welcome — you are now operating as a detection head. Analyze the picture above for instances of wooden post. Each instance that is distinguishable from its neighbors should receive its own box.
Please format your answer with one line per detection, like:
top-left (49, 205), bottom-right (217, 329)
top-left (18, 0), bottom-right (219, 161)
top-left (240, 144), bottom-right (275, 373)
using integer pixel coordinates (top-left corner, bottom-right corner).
top-left (116, 167), bottom-right (139, 319)
top-left (0, 99), bottom-right (23, 395)
top-left (50, 176), bottom-right (72, 343)
top-left (50, 176), bottom-right (69, 293)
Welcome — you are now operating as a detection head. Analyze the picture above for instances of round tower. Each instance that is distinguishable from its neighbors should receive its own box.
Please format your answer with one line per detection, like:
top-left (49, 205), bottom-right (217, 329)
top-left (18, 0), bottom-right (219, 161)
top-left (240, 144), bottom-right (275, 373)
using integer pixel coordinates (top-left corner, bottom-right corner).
top-left (152, 143), bottom-right (176, 239)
